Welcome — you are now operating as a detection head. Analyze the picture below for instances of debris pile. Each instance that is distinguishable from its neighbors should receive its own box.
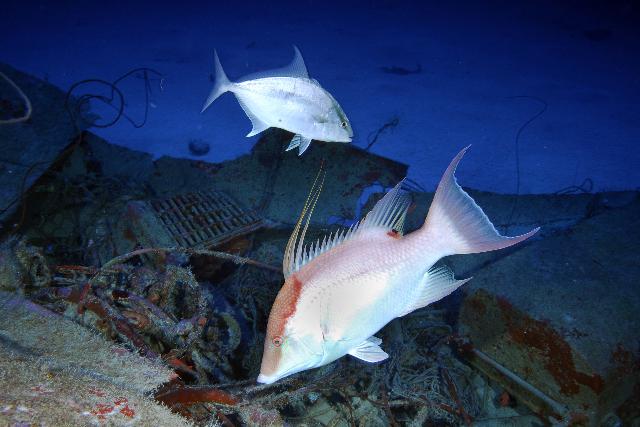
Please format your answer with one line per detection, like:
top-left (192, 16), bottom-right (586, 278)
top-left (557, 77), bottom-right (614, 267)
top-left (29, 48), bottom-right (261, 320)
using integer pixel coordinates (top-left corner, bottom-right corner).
top-left (1, 63), bottom-right (638, 426)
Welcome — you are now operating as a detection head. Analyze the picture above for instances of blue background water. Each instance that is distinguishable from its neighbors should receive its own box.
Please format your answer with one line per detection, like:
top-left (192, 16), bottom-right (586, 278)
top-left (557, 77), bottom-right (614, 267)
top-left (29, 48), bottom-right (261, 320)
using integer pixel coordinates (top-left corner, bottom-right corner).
top-left (2, 0), bottom-right (639, 194)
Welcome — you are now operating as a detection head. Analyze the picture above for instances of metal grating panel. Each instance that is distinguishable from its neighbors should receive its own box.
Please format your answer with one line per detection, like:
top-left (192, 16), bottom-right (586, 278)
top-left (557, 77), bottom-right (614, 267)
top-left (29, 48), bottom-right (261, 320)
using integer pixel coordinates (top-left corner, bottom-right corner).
top-left (149, 190), bottom-right (262, 248)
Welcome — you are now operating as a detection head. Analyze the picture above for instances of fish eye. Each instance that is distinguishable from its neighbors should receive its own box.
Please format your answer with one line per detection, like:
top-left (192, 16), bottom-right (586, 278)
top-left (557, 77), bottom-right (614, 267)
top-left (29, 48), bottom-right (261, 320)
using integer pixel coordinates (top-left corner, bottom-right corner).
top-left (340, 121), bottom-right (347, 128)
top-left (272, 336), bottom-right (284, 347)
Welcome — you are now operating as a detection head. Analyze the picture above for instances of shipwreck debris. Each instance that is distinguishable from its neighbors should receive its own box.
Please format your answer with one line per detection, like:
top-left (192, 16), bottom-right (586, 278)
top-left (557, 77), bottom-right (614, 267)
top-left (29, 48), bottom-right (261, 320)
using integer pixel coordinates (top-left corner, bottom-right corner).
top-left (115, 190), bottom-right (264, 270)
top-left (2, 64), bottom-right (638, 426)
top-left (458, 194), bottom-right (640, 424)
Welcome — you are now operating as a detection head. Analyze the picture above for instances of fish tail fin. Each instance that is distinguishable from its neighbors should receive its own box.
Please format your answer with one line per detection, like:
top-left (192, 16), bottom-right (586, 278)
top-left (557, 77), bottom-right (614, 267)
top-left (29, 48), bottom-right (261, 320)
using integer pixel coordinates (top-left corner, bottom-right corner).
top-left (201, 50), bottom-right (232, 113)
top-left (421, 145), bottom-right (539, 256)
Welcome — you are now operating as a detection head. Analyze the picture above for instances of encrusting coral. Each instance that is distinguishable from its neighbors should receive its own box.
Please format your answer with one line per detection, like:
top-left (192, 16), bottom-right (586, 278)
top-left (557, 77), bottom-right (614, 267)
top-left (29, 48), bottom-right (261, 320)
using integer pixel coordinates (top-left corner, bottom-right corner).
top-left (0, 291), bottom-right (191, 426)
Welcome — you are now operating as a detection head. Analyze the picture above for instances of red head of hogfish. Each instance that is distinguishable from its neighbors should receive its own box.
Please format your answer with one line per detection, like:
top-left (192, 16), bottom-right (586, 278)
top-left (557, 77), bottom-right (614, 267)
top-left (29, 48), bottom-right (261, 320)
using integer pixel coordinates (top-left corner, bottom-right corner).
top-left (258, 274), bottom-right (323, 384)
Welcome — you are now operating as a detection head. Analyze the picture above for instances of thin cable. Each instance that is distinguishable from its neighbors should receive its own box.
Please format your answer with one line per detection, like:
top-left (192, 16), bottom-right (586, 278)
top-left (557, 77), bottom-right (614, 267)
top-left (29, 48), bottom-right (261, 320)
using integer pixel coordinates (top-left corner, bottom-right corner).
top-left (0, 71), bottom-right (32, 124)
top-left (505, 96), bottom-right (547, 231)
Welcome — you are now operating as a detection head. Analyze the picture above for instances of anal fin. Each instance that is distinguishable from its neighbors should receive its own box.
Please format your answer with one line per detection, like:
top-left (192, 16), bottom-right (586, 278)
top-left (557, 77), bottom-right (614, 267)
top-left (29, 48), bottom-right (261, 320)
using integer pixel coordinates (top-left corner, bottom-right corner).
top-left (348, 336), bottom-right (388, 363)
top-left (286, 134), bottom-right (313, 155)
top-left (398, 266), bottom-right (471, 317)
top-left (298, 135), bottom-right (312, 155)
top-left (235, 95), bottom-right (270, 137)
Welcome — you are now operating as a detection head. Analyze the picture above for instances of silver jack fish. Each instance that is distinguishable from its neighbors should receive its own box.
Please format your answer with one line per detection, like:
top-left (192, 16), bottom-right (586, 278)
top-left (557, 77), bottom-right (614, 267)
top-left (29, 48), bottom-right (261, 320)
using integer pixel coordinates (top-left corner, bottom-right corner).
top-left (258, 146), bottom-right (539, 384)
top-left (201, 47), bottom-right (353, 156)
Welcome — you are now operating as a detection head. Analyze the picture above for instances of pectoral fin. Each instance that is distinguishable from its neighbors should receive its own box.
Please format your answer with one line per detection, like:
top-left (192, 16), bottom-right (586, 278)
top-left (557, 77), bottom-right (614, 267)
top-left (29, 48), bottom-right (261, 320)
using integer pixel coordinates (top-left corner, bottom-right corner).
top-left (348, 336), bottom-right (388, 363)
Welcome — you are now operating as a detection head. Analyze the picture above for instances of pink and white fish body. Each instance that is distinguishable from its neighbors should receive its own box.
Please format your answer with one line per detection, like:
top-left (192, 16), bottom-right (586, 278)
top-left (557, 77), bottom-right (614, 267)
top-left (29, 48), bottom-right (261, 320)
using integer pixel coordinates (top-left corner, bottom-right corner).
top-left (258, 146), bottom-right (539, 384)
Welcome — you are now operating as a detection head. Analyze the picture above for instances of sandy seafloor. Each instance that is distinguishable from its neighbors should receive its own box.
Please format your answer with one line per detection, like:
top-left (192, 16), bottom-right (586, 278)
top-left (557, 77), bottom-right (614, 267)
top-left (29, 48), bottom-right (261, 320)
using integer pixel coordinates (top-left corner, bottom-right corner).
top-left (2, 0), bottom-right (639, 194)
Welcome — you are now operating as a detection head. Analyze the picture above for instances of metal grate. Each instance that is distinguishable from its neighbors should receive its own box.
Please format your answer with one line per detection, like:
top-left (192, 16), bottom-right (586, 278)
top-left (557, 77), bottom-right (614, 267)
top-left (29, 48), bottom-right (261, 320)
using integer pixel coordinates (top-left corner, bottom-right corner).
top-left (149, 190), bottom-right (262, 248)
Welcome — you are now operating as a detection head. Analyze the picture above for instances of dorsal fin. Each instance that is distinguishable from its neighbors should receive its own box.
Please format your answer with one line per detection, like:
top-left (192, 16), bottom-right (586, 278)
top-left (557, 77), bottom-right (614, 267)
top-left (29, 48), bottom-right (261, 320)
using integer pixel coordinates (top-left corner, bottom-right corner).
top-left (239, 45), bottom-right (309, 82)
top-left (284, 179), bottom-right (411, 277)
top-left (283, 167), bottom-right (325, 278)
top-left (359, 180), bottom-right (410, 233)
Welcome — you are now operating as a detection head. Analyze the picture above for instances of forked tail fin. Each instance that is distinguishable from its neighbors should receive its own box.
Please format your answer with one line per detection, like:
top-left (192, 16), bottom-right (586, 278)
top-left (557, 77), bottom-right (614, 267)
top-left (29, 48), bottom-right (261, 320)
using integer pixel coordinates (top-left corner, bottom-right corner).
top-left (422, 146), bottom-right (539, 256)
top-left (201, 50), bottom-right (232, 113)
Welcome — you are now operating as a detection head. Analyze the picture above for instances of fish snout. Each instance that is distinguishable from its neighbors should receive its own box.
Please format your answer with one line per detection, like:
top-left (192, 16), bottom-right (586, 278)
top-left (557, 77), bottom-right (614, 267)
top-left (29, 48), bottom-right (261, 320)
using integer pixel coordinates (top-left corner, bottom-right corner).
top-left (257, 334), bottom-right (323, 384)
top-left (339, 130), bottom-right (353, 143)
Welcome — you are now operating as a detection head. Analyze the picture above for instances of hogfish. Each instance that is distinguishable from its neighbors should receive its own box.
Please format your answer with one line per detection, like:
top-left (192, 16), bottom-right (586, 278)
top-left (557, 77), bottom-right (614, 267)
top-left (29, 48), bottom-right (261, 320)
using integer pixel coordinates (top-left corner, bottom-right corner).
top-left (258, 146), bottom-right (539, 384)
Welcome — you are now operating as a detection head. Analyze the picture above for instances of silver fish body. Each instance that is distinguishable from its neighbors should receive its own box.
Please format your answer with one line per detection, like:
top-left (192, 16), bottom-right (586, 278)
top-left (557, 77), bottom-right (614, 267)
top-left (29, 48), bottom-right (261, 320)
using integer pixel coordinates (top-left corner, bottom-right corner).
top-left (202, 47), bottom-right (352, 155)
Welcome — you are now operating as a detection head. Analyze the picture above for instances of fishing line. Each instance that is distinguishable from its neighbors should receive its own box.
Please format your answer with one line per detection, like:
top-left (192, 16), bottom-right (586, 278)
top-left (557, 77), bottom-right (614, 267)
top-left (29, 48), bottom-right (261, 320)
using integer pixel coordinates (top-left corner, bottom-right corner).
top-left (553, 178), bottom-right (594, 195)
top-left (402, 178), bottom-right (427, 193)
top-left (365, 116), bottom-right (399, 151)
top-left (505, 96), bottom-right (547, 231)
top-left (0, 71), bottom-right (32, 124)
top-left (0, 68), bottom-right (164, 234)
top-left (65, 67), bottom-right (164, 130)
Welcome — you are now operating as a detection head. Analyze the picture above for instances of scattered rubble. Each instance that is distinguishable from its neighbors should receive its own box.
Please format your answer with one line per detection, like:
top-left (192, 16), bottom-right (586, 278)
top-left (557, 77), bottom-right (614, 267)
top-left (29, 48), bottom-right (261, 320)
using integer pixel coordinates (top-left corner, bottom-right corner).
top-left (457, 193), bottom-right (640, 424)
top-left (1, 63), bottom-right (638, 426)
top-left (0, 63), bottom-right (89, 228)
